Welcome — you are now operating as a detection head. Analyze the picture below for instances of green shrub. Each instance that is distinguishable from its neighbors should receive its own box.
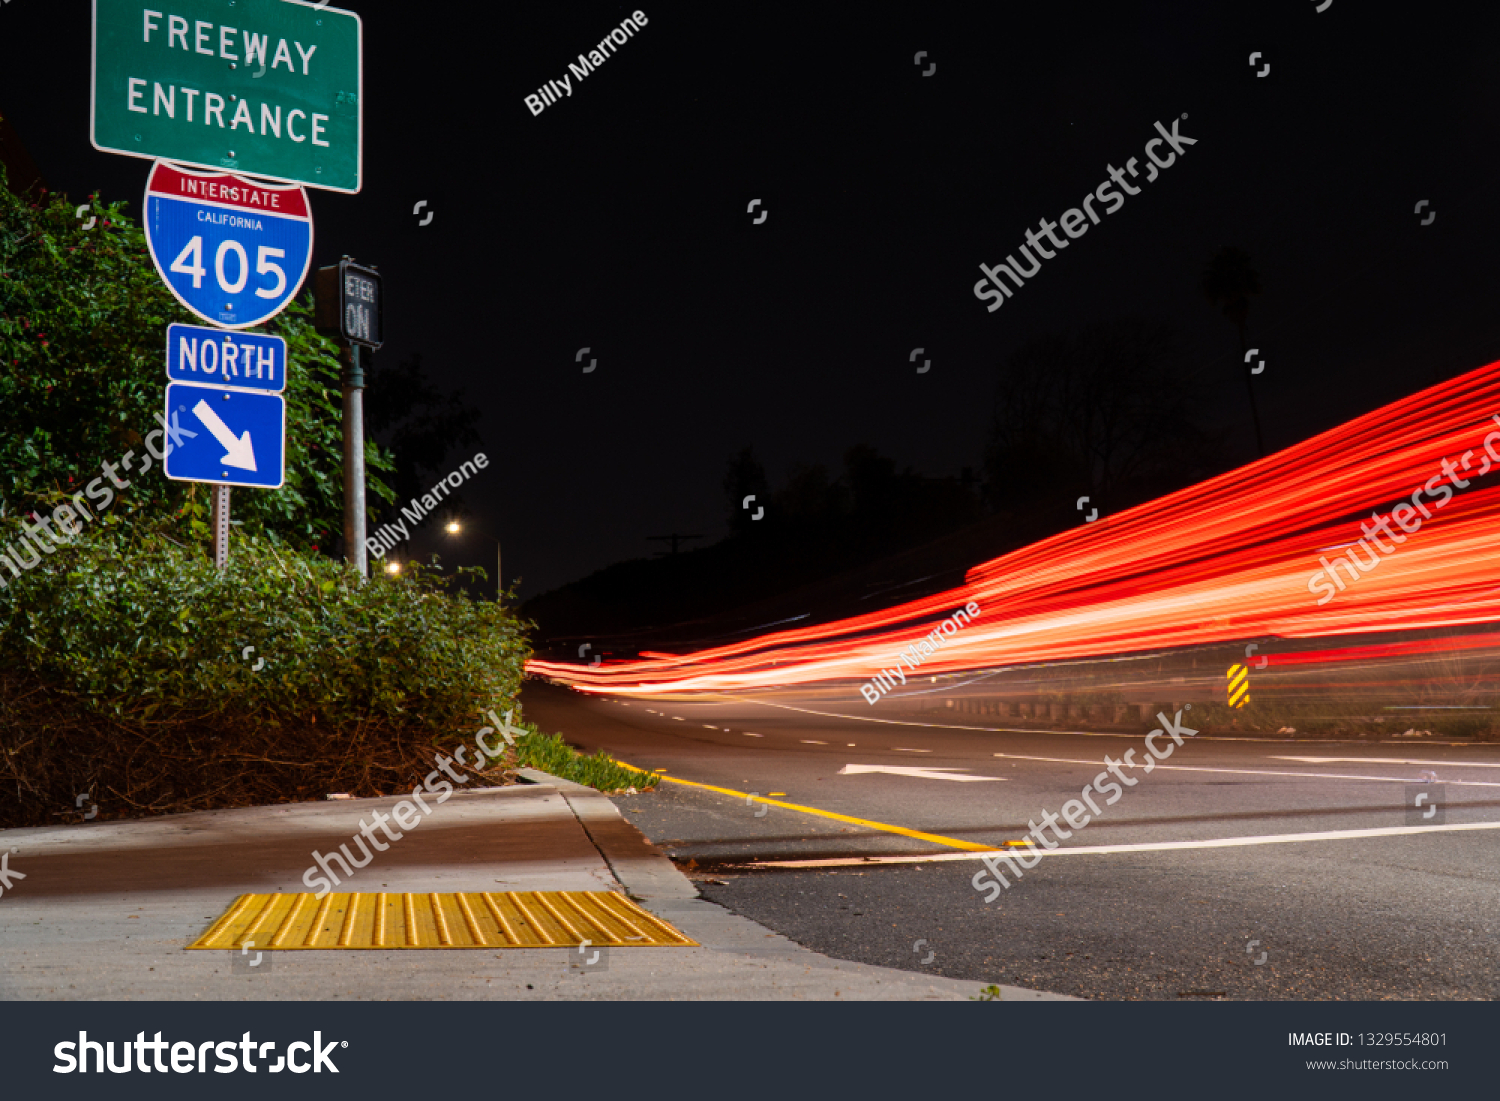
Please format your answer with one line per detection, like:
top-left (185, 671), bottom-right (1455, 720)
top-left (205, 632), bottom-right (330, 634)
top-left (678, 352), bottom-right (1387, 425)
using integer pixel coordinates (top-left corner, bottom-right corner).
top-left (0, 525), bottom-right (530, 826)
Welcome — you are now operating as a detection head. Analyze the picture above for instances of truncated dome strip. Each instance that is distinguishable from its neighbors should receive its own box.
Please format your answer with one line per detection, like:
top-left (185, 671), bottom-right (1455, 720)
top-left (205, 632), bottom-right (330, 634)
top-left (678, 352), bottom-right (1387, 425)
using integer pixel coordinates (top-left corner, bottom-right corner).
top-left (188, 892), bottom-right (697, 950)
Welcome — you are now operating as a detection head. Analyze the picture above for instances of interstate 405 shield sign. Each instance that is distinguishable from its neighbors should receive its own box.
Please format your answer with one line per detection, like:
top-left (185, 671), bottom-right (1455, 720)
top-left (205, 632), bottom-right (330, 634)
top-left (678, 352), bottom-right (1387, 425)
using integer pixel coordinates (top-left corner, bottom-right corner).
top-left (144, 161), bottom-right (312, 329)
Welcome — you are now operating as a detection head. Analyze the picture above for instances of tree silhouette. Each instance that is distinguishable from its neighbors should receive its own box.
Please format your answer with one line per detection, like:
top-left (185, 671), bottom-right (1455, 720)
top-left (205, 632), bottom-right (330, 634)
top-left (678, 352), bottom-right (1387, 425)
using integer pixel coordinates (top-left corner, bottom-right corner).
top-left (1200, 246), bottom-right (1265, 457)
top-left (983, 319), bottom-right (1225, 516)
top-left (364, 352), bottom-right (482, 531)
top-left (722, 445), bottom-right (770, 535)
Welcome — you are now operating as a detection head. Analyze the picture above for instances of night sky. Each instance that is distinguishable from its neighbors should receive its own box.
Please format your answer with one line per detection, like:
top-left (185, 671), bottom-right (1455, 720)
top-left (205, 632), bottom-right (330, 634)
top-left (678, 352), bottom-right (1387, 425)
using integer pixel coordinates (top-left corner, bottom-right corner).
top-left (3, 1), bottom-right (1499, 600)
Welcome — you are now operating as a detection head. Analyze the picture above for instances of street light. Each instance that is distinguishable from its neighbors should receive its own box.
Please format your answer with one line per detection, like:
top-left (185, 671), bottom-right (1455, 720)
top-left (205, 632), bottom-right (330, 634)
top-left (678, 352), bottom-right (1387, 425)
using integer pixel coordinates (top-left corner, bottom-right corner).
top-left (385, 560), bottom-right (402, 575)
top-left (443, 520), bottom-right (502, 603)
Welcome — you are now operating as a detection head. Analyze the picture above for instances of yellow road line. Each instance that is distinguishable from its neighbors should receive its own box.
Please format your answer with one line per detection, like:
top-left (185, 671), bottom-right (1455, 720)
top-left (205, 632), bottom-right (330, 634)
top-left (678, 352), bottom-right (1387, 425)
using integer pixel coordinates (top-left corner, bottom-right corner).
top-left (613, 758), bottom-right (998, 852)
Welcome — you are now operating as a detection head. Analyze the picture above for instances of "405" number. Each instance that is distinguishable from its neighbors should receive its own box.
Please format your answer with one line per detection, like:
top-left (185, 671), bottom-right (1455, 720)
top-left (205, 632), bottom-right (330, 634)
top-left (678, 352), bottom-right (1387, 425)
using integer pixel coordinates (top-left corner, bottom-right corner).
top-left (169, 236), bottom-right (287, 300)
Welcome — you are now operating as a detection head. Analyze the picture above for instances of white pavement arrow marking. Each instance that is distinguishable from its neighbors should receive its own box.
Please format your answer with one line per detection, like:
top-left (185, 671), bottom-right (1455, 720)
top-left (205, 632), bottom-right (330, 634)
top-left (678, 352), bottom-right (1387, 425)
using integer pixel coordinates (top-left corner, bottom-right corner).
top-left (837, 764), bottom-right (1006, 783)
top-left (192, 398), bottom-right (257, 471)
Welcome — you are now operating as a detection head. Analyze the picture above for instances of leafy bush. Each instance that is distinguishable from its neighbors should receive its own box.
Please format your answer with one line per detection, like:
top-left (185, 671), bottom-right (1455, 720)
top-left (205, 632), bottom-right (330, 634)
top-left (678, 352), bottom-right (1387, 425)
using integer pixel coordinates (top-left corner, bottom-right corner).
top-left (0, 525), bottom-right (530, 826)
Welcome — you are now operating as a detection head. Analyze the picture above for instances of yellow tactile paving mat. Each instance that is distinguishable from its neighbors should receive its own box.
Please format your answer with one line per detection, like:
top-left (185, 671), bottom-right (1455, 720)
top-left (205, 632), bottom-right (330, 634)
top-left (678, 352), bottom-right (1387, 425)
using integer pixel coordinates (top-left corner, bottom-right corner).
top-left (188, 891), bottom-right (697, 950)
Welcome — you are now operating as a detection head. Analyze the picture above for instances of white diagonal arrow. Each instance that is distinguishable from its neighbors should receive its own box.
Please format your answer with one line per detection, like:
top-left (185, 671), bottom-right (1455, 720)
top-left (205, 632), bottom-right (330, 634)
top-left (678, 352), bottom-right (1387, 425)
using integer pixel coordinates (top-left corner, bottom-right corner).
top-left (837, 764), bottom-right (1006, 782)
top-left (192, 398), bottom-right (257, 471)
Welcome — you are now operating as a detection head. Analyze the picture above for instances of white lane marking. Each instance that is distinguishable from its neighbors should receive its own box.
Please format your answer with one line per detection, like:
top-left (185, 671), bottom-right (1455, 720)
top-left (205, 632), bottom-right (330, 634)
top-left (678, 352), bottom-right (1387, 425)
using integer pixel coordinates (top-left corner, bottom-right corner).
top-left (747, 819), bottom-right (1500, 868)
top-left (837, 764), bottom-right (1006, 783)
top-left (710, 695), bottom-right (1359, 744)
top-left (717, 696), bottom-right (1083, 733)
top-left (892, 747), bottom-right (931, 753)
top-left (989, 752), bottom-right (1500, 790)
top-left (1274, 756), bottom-right (1500, 768)
top-left (800, 739), bottom-right (827, 744)
top-left (742, 732), bottom-right (763, 737)
top-left (704, 725), bottom-right (719, 729)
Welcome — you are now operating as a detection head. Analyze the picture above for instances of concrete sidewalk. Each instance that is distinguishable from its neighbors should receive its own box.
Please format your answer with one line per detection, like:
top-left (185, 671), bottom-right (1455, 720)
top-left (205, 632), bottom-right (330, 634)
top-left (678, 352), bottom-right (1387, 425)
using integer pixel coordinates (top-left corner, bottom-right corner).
top-left (0, 773), bottom-right (1070, 1000)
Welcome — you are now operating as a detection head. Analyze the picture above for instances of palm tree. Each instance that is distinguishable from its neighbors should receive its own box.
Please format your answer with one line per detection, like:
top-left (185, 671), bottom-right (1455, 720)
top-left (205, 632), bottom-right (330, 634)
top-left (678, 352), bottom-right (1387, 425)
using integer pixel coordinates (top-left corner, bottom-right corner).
top-left (1200, 246), bottom-right (1265, 457)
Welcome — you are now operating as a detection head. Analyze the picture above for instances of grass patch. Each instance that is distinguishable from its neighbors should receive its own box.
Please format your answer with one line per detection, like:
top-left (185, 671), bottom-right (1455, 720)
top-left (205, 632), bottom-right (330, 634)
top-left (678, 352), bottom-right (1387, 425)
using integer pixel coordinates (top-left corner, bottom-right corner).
top-left (504, 726), bottom-right (658, 793)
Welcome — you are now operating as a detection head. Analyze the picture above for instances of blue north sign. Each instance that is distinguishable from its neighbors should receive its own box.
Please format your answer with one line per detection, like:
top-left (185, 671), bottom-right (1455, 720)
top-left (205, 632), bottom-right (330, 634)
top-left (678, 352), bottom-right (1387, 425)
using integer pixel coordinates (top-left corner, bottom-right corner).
top-left (166, 323), bottom-right (287, 392)
top-left (144, 160), bottom-right (312, 329)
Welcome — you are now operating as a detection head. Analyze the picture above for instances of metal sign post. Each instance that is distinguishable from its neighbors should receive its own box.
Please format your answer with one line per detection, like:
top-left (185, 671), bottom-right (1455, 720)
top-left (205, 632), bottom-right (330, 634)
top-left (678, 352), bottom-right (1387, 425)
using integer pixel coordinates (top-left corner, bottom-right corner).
top-left (315, 258), bottom-right (382, 579)
top-left (212, 485), bottom-right (231, 570)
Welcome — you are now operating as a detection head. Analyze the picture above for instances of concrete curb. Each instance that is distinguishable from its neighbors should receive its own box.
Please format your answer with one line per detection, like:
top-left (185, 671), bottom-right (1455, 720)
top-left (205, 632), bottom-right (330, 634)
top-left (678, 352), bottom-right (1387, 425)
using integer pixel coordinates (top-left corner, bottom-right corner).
top-left (516, 768), bottom-right (698, 901)
top-left (514, 767), bottom-right (594, 793)
top-left (515, 768), bottom-right (1075, 1000)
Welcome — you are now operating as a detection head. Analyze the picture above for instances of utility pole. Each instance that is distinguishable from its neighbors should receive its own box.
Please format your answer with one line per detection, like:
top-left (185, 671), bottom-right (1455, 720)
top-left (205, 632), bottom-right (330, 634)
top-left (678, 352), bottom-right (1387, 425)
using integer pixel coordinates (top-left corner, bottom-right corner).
top-left (341, 342), bottom-right (367, 579)
top-left (315, 257), bottom-right (383, 580)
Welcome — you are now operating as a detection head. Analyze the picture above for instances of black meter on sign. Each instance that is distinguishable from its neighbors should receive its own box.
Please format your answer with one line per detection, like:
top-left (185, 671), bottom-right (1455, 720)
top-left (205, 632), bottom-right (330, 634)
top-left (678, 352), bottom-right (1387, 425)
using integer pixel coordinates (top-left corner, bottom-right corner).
top-left (314, 258), bottom-right (383, 349)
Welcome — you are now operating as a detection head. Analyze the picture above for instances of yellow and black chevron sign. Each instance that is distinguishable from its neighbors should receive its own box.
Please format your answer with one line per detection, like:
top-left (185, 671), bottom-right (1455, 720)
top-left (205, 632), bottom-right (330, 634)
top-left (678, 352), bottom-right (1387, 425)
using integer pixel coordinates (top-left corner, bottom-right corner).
top-left (1226, 664), bottom-right (1250, 708)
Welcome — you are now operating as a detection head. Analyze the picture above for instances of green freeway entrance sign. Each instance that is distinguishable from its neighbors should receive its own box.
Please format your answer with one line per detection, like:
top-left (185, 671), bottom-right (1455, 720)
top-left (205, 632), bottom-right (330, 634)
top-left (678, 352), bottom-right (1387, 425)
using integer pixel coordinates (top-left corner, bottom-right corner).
top-left (91, 0), bottom-right (362, 193)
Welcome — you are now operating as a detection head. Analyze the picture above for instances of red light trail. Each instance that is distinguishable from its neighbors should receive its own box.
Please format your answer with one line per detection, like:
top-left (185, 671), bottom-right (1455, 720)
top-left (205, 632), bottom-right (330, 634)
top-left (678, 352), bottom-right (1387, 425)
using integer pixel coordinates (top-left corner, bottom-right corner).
top-left (530, 362), bottom-right (1500, 694)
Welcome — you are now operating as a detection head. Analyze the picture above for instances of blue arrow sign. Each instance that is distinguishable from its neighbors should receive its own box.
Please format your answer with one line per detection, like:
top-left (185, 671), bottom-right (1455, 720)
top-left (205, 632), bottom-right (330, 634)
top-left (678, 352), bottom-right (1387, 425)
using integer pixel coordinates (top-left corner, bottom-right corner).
top-left (144, 161), bottom-right (313, 330)
top-left (163, 382), bottom-right (285, 490)
top-left (166, 324), bottom-right (287, 393)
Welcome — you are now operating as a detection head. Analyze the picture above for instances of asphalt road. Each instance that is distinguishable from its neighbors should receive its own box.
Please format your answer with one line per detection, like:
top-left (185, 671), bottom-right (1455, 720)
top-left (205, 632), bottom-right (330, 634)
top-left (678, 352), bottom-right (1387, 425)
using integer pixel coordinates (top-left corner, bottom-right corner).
top-left (521, 679), bottom-right (1500, 1000)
